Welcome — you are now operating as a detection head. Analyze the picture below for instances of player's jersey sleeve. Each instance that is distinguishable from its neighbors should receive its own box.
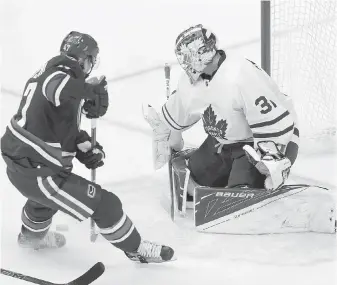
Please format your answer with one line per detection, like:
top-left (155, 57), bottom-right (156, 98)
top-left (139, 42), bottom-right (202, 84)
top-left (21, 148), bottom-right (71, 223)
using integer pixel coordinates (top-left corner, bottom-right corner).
top-left (41, 68), bottom-right (92, 107)
top-left (42, 70), bottom-right (72, 106)
top-left (160, 83), bottom-right (201, 132)
top-left (238, 60), bottom-right (298, 149)
top-left (52, 100), bottom-right (83, 153)
top-left (244, 94), bottom-right (296, 148)
top-left (279, 94), bottom-right (300, 146)
top-left (39, 56), bottom-right (93, 107)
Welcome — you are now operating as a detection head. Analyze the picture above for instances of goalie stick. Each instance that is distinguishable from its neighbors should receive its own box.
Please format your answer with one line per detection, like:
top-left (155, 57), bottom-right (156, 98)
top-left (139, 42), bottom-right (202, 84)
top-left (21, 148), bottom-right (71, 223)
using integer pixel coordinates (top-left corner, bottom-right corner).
top-left (1, 262), bottom-right (105, 285)
top-left (164, 63), bottom-right (175, 221)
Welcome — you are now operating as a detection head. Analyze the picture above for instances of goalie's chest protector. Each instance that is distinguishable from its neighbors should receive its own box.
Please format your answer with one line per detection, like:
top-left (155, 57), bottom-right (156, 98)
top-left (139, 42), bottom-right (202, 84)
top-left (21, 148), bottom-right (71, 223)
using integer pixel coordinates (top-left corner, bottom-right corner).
top-left (188, 59), bottom-right (254, 144)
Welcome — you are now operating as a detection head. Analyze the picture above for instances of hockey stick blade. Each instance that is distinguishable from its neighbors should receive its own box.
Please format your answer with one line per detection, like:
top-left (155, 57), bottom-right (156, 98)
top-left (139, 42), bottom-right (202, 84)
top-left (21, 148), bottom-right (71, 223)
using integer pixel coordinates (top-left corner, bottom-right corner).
top-left (1, 262), bottom-right (105, 285)
top-left (67, 262), bottom-right (105, 285)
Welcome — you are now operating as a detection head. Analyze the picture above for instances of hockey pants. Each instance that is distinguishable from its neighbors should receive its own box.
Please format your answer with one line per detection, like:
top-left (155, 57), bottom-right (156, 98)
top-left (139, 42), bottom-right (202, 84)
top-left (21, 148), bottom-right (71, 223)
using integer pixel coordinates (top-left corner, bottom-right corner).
top-left (6, 167), bottom-right (141, 252)
top-left (188, 135), bottom-right (265, 188)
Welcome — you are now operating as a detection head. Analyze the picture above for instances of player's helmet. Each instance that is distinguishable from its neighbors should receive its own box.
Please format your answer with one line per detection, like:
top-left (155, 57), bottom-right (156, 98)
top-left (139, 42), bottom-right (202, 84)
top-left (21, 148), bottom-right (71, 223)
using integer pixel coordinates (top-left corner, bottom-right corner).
top-left (60, 31), bottom-right (99, 75)
top-left (175, 24), bottom-right (217, 83)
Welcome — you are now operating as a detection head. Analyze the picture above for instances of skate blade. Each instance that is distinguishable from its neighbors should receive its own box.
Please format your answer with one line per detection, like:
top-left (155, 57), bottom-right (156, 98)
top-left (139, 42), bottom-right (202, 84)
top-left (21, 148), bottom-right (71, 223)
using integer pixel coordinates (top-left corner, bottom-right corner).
top-left (130, 254), bottom-right (177, 264)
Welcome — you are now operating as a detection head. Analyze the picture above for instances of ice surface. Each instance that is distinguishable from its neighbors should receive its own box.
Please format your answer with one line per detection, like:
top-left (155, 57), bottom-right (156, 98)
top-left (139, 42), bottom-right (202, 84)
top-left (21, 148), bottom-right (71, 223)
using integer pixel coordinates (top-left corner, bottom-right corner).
top-left (1, 0), bottom-right (336, 284)
top-left (1, 72), bottom-right (336, 284)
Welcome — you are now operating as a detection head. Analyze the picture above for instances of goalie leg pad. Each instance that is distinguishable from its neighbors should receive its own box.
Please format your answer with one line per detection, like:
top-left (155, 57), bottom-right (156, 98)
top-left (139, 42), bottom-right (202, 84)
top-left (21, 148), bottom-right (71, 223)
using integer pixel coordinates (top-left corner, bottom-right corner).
top-left (194, 184), bottom-right (336, 234)
top-left (171, 149), bottom-right (200, 214)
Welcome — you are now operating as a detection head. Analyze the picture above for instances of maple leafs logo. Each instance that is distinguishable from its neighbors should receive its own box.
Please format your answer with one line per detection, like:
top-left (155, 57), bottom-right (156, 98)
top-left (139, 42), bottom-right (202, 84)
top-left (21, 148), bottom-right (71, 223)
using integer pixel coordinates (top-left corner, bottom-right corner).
top-left (215, 119), bottom-right (228, 140)
top-left (202, 105), bottom-right (228, 140)
top-left (202, 105), bottom-right (217, 126)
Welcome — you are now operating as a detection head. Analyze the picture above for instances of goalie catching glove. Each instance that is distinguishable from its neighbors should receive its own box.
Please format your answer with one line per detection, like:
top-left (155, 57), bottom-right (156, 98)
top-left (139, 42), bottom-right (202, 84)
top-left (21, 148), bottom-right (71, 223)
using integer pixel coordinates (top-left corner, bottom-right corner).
top-left (243, 141), bottom-right (291, 191)
top-left (83, 75), bottom-right (109, 118)
top-left (142, 104), bottom-right (183, 170)
top-left (76, 130), bottom-right (105, 169)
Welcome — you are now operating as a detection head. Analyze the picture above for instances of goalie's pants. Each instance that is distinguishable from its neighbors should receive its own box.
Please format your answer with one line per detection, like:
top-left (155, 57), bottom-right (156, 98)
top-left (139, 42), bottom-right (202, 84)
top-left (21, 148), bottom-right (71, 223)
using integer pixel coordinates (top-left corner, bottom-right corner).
top-left (5, 165), bottom-right (141, 252)
top-left (188, 135), bottom-right (265, 188)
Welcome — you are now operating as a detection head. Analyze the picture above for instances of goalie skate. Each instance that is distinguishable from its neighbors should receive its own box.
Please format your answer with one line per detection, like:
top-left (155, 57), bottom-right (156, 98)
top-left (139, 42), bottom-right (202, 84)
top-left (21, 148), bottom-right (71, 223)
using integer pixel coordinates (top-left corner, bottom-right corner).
top-left (124, 240), bottom-right (175, 263)
top-left (171, 148), bottom-right (199, 215)
top-left (18, 231), bottom-right (66, 250)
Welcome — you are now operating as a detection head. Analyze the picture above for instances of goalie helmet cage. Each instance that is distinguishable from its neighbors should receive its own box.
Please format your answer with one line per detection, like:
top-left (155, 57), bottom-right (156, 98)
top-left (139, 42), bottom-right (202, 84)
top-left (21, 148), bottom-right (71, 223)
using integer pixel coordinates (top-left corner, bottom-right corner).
top-left (261, 0), bottom-right (337, 154)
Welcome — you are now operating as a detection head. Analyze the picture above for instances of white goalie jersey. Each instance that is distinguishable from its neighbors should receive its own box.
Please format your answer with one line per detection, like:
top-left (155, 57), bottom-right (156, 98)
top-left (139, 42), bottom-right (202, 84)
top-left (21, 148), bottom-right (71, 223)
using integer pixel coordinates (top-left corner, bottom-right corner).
top-left (160, 52), bottom-right (299, 150)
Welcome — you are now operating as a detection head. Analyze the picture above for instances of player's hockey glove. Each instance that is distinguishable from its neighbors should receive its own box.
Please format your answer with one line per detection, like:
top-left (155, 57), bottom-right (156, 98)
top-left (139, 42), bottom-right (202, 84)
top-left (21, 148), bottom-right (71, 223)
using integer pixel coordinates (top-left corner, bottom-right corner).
top-left (76, 144), bottom-right (105, 169)
top-left (243, 141), bottom-right (291, 191)
top-left (75, 130), bottom-right (105, 169)
top-left (83, 76), bottom-right (109, 118)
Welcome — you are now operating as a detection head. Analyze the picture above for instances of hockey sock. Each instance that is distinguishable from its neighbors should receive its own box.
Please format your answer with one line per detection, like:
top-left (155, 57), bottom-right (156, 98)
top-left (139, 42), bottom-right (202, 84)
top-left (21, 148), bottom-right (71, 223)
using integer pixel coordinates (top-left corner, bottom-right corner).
top-left (21, 208), bottom-right (52, 239)
top-left (92, 189), bottom-right (141, 252)
top-left (99, 213), bottom-right (141, 253)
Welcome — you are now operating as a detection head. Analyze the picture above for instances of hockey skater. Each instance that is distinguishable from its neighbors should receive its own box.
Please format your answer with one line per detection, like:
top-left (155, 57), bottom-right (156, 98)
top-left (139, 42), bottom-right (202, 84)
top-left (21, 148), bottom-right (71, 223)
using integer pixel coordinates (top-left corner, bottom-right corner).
top-left (1, 31), bottom-right (174, 263)
top-left (143, 24), bottom-right (336, 234)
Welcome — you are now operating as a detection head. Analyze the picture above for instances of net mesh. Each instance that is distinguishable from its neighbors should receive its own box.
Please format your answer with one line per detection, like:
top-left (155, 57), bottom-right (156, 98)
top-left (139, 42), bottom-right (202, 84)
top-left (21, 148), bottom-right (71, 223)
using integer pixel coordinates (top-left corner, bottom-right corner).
top-left (271, 0), bottom-right (337, 152)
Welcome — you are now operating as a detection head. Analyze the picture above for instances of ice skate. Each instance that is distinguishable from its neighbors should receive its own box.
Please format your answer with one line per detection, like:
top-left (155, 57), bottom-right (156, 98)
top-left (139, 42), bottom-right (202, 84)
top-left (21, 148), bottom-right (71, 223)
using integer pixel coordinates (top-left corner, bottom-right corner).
top-left (186, 192), bottom-right (194, 209)
top-left (125, 240), bottom-right (175, 263)
top-left (18, 231), bottom-right (66, 250)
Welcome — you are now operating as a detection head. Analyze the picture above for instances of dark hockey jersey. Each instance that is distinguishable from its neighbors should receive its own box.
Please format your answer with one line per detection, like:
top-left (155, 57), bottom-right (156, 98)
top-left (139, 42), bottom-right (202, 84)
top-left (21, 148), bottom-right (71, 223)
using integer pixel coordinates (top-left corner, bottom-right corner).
top-left (1, 55), bottom-right (95, 175)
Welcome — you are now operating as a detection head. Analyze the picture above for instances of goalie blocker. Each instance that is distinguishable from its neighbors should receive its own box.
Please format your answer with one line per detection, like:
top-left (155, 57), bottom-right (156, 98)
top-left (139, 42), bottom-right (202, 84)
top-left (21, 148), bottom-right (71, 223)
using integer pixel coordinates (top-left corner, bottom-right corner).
top-left (170, 149), bottom-right (336, 234)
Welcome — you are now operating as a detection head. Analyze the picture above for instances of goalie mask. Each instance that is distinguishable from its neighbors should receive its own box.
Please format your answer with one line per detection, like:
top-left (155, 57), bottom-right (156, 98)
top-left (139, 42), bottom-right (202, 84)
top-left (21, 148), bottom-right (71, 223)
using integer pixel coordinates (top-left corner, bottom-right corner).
top-left (175, 24), bottom-right (217, 84)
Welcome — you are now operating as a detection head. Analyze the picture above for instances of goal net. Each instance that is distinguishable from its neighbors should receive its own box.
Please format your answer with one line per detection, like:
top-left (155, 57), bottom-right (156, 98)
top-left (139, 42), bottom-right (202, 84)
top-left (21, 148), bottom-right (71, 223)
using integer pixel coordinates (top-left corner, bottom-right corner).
top-left (270, 0), bottom-right (337, 153)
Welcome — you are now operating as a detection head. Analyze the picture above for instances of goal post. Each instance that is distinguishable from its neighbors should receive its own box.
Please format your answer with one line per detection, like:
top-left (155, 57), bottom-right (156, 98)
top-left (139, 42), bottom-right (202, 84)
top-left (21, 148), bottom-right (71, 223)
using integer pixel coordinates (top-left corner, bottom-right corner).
top-left (261, 0), bottom-right (271, 75)
top-left (261, 0), bottom-right (337, 153)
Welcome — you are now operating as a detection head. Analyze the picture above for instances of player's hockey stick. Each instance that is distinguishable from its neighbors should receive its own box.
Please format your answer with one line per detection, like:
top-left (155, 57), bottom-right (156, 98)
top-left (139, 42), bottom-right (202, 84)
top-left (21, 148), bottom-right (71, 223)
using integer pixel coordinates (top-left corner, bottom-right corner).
top-left (1, 262), bottom-right (105, 285)
top-left (164, 63), bottom-right (175, 221)
top-left (90, 119), bottom-right (99, 242)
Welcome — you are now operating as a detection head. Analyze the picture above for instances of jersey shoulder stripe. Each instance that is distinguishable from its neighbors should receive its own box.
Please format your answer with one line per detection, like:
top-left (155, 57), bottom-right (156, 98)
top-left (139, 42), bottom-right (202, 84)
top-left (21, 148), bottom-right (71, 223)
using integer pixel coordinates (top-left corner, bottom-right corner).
top-left (42, 71), bottom-right (71, 106)
top-left (253, 123), bottom-right (294, 139)
top-left (162, 104), bottom-right (191, 131)
top-left (249, 111), bottom-right (290, 129)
